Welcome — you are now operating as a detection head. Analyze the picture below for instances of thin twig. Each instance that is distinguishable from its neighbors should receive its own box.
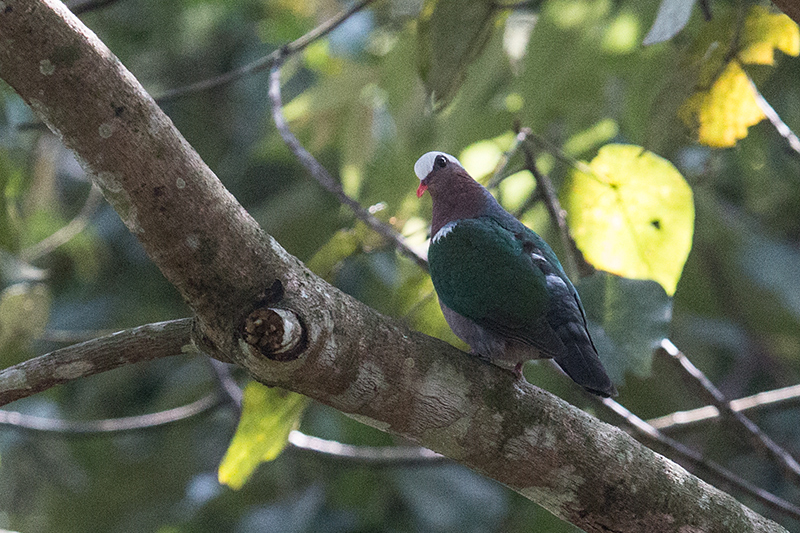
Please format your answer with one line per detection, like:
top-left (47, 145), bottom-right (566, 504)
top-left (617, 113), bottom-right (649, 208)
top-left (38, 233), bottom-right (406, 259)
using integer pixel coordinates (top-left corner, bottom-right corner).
top-left (156, 0), bottom-right (376, 103)
top-left (657, 339), bottom-right (800, 486)
top-left (0, 318), bottom-right (194, 407)
top-left (268, 63), bottom-right (428, 270)
top-left (746, 72), bottom-right (800, 158)
top-left (518, 130), bottom-right (593, 278)
top-left (21, 183), bottom-right (104, 263)
top-left (486, 128), bottom-right (529, 188)
top-left (207, 358), bottom-right (243, 413)
top-left (288, 430), bottom-right (446, 465)
top-left (598, 396), bottom-right (800, 521)
top-left (649, 383), bottom-right (800, 432)
top-left (0, 393), bottom-right (220, 434)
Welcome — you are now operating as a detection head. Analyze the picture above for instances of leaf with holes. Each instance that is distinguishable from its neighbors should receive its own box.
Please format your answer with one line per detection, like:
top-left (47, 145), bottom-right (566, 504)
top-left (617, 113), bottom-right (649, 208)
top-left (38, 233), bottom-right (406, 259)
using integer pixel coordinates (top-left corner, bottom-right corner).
top-left (561, 144), bottom-right (694, 296)
top-left (218, 382), bottom-right (309, 489)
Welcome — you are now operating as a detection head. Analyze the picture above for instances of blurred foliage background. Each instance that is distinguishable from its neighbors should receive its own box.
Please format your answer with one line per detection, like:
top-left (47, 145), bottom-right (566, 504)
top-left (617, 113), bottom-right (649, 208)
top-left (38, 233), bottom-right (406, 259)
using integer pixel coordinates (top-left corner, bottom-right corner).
top-left (1, 0), bottom-right (800, 531)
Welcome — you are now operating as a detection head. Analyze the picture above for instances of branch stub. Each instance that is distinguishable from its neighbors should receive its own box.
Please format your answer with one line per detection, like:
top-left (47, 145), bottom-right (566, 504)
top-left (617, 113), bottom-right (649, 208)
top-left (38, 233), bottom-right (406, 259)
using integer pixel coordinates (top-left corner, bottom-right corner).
top-left (242, 307), bottom-right (305, 361)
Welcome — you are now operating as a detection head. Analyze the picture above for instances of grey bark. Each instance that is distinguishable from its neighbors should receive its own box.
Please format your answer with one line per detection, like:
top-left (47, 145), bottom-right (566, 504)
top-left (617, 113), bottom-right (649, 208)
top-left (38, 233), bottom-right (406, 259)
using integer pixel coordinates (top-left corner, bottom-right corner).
top-left (0, 1), bottom-right (788, 531)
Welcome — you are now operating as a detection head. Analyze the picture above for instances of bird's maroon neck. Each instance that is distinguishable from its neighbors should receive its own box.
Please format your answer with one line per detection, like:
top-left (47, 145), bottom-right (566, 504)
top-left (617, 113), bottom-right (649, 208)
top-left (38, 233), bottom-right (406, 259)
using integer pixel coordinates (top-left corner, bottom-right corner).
top-left (427, 168), bottom-right (494, 236)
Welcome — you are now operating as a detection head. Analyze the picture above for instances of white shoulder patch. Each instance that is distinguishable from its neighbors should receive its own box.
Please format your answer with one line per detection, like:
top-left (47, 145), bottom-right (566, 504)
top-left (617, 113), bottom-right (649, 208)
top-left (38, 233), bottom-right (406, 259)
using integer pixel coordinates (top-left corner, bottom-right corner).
top-left (432, 221), bottom-right (458, 244)
top-left (414, 151), bottom-right (463, 181)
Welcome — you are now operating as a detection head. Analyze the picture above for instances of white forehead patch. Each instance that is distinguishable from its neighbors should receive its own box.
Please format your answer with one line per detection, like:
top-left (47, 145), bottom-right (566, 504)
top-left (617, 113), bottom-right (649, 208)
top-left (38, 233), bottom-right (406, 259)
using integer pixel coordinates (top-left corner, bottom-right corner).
top-left (414, 151), bottom-right (463, 181)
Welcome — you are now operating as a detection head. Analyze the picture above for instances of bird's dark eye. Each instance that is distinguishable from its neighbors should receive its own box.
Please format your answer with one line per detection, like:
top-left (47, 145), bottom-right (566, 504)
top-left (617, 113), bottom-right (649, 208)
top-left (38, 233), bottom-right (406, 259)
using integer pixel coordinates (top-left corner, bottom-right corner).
top-left (434, 155), bottom-right (448, 169)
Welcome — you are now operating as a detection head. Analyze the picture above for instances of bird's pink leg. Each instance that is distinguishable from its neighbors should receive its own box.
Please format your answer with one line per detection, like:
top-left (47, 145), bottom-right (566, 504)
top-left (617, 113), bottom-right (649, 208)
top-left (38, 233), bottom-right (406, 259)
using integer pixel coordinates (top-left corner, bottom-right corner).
top-left (513, 362), bottom-right (524, 379)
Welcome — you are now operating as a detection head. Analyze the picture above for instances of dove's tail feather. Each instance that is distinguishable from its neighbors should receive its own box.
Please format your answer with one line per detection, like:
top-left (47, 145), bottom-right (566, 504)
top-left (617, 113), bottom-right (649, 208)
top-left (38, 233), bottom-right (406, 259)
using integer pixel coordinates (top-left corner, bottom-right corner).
top-left (553, 323), bottom-right (617, 398)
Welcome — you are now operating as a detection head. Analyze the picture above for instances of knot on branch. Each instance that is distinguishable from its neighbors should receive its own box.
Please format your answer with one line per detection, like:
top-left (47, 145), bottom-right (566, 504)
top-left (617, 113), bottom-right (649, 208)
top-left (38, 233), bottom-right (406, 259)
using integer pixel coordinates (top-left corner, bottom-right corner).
top-left (242, 307), bottom-right (305, 362)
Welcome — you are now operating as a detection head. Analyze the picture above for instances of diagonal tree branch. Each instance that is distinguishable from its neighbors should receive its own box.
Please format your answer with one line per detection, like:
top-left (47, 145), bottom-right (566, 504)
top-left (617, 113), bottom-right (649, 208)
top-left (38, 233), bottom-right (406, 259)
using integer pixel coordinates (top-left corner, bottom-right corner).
top-left (0, 1), bottom-right (789, 531)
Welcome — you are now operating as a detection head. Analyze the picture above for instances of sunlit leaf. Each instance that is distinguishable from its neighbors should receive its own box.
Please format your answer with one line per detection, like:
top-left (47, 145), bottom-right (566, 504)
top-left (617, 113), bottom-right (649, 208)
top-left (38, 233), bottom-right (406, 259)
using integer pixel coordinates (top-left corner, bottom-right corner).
top-left (679, 6), bottom-right (799, 147)
top-left (643, 0), bottom-right (696, 45)
top-left (679, 62), bottom-right (764, 148)
top-left (417, 0), bottom-right (498, 111)
top-left (579, 272), bottom-right (671, 380)
top-left (562, 144), bottom-right (694, 296)
top-left (739, 6), bottom-right (800, 65)
top-left (0, 282), bottom-right (50, 366)
top-left (218, 382), bottom-right (309, 490)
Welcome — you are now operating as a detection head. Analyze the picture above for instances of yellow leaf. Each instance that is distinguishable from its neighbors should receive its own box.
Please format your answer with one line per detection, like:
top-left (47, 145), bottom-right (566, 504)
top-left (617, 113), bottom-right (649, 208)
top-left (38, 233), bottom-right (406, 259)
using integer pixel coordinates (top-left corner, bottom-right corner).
top-left (680, 6), bottom-right (798, 147)
top-left (218, 382), bottom-right (308, 490)
top-left (679, 62), bottom-right (765, 148)
top-left (562, 144), bottom-right (694, 296)
top-left (740, 6), bottom-right (800, 65)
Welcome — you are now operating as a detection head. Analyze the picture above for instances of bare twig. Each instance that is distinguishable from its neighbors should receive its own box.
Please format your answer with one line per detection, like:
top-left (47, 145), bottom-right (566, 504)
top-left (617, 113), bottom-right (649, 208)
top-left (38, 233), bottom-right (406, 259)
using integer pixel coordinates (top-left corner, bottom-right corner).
top-left (268, 63), bottom-right (428, 270)
top-left (21, 183), bottom-right (104, 263)
top-left (518, 130), bottom-right (593, 278)
top-left (649, 383), bottom-right (800, 432)
top-left (746, 73), bottom-right (800, 158)
top-left (657, 339), bottom-right (800, 486)
top-left (156, 0), bottom-right (376, 103)
top-left (0, 319), bottom-right (194, 407)
top-left (0, 393), bottom-right (220, 434)
top-left (599, 396), bottom-right (800, 522)
top-left (207, 358), bottom-right (243, 412)
top-left (486, 128), bottom-right (529, 188)
top-left (288, 430), bottom-right (446, 464)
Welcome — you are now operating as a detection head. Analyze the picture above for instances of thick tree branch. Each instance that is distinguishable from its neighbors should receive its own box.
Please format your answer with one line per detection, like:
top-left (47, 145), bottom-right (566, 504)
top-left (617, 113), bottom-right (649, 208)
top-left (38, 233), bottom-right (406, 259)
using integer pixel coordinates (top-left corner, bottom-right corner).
top-left (0, 1), bottom-right (789, 531)
top-left (0, 319), bottom-right (193, 406)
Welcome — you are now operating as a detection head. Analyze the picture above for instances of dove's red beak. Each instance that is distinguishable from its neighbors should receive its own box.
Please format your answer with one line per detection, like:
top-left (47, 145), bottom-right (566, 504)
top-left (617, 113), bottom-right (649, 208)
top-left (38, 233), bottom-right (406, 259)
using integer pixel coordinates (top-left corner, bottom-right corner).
top-left (416, 182), bottom-right (428, 198)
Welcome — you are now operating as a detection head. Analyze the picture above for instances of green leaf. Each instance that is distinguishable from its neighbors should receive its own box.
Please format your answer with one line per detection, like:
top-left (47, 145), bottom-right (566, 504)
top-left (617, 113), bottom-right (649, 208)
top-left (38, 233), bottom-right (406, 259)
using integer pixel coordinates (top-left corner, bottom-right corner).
top-left (0, 150), bottom-right (22, 252)
top-left (562, 144), bottom-right (694, 296)
top-left (578, 272), bottom-right (671, 380)
top-left (417, 0), bottom-right (498, 111)
top-left (218, 382), bottom-right (309, 490)
top-left (306, 228), bottom-right (361, 280)
top-left (0, 282), bottom-right (51, 366)
top-left (642, 0), bottom-right (696, 45)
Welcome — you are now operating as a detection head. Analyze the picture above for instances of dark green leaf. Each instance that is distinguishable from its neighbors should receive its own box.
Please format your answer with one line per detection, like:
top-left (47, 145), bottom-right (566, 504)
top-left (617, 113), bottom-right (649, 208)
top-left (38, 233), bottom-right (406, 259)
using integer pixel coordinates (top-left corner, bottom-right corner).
top-left (417, 0), bottom-right (498, 111)
top-left (578, 271), bottom-right (671, 381)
